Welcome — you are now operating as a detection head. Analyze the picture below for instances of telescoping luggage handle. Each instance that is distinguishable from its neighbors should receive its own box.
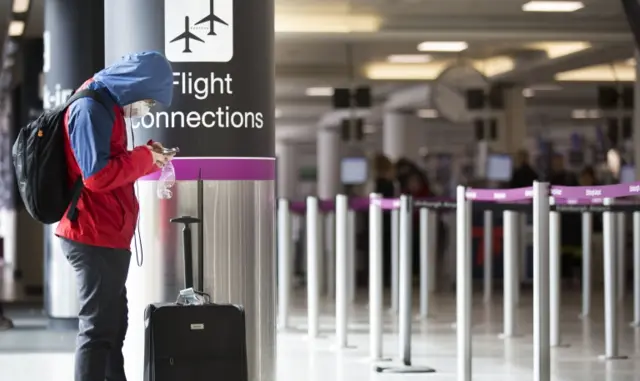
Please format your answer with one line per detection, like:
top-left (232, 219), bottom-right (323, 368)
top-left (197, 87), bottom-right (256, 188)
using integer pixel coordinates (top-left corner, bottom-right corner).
top-left (170, 216), bottom-right (201, 290)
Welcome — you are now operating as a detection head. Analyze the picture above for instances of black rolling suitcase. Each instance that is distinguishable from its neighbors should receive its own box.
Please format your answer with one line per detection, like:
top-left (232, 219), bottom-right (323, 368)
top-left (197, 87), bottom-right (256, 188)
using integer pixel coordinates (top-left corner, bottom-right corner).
top-left (143, 216), bottom-right (249, 381)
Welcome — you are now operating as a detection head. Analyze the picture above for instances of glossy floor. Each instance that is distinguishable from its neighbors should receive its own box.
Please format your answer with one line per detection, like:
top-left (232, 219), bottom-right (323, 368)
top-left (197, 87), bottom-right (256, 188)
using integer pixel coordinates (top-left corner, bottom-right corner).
top-left (1, 290), bottom-right (639, 381)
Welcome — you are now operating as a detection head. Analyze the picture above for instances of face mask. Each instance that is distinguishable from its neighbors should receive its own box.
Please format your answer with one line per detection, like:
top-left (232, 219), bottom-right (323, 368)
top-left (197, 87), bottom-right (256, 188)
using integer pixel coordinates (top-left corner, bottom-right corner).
top-left (125, 101), bottom-right (153, 118)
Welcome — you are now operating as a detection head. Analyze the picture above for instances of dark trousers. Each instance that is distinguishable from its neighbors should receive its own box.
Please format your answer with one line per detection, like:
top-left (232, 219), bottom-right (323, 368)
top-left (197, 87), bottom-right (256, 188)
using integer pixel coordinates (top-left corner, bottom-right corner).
top-left (60, 238), bottom-right (131, 381)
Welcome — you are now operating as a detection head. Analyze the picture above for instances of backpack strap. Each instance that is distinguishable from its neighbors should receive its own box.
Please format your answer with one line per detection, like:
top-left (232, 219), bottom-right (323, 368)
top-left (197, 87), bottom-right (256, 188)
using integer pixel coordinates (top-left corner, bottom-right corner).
top-left (63, 88), bottom-right (115, 222)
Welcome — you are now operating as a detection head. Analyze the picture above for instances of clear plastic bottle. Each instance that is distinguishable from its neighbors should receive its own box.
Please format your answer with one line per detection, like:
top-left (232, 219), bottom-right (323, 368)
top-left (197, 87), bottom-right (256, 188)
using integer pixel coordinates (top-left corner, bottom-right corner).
top-left (157, 161), bottom-right (176, 199)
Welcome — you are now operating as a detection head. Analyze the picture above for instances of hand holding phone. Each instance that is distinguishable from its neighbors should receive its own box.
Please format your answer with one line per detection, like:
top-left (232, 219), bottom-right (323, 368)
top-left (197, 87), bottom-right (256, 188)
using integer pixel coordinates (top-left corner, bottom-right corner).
top-left (162, 147), bottom-right (180, 155)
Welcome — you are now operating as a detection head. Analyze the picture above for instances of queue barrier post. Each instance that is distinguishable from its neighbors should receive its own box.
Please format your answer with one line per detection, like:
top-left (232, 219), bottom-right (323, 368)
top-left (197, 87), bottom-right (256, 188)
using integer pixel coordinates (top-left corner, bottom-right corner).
top-left (419, 207), bottom-right (435, 318)
top-left (456, 186), bottom-right (472, 381)
top-left (549, 198), bottom-right (567, 347)
top-left (581, 212), bottom-right (593, 318)
top-left (348, 210), bottom-right (356, 304)
top-left (277, 199), bottom-right (292, 330)
top-left (306, 196), bottom-right (320, 339)
top-left (600, 198), bottom-right (627, 360)
top-left (335, 195), bottom-right (350, 348)
top-left (617, 213), bottom-right (627, 303)
top-left (391, 208), bottom-right (399, 313)
top-left (369, 194), bottom-right (385, 360)
top-left (375, 195), bottom-right (435, 374)
top-left (483, 210), bottom-right (493, 304)
top-left (500, 210), bottom-right (519, 338)
top-left (533, 181), bottom-right (551, 381)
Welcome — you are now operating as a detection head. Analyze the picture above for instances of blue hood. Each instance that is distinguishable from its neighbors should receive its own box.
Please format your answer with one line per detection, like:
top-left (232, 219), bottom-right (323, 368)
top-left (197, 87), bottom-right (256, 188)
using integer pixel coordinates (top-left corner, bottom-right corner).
top-left (93, 51), bottom-right (173, 107)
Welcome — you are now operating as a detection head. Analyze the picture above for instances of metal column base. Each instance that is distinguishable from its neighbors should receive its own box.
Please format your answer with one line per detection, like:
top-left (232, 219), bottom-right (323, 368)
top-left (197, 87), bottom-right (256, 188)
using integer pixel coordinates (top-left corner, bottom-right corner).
top-left (47, 317), bottom-right (78, 331)
top-left (598, 355), bottom-right (628, 361)
top-left (375, 364), bottom-right (436, 373)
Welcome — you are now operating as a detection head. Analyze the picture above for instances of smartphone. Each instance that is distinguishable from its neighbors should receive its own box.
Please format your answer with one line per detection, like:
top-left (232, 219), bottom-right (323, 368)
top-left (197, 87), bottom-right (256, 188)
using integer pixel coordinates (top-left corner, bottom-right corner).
top-left (162, 147), bottom-right (180, 155)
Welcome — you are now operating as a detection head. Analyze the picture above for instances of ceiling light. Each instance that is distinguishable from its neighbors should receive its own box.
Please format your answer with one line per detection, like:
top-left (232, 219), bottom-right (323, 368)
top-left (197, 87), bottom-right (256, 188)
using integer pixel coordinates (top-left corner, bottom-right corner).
top-left (387, 54), bottom-right (432, 63)
top-left (12, 0), bottom-right (29, 13)
top-left (275, 14), bottom-right (380, 33)
top-left (305, 87), bottom-right (334, 97)
top-left (417, 41), bottom-right (468, 52)
top-left (522, 1), bottom-right (584, 12)
top-left (472, 56), bottom-right (514, 77)
top-left (522, 88), bottom-right (535, 97)
top-left (364, 62), bottom-right (449, 80)
top-left (555, 64), bottom-right (636, 82)
top-left (571, 109), bottom-right (600, 119)
top-left (416, 109), bottom-right (438, 119)
top-left (8, 20), bottom-right (25, 37)
top-left (527, 41), bottom-right (591, 59)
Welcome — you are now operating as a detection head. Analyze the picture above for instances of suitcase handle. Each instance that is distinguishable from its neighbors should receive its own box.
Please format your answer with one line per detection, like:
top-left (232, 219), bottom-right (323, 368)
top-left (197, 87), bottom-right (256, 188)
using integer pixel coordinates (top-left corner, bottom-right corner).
top-left (170, 216), bottom-right (201, 290)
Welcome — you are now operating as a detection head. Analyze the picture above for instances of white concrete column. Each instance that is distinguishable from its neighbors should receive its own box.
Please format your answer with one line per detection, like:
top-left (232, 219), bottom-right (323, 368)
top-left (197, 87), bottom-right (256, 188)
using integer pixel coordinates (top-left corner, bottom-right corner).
top-left (317, 128), bottom-right (341, 199)
top-left (276, 141), bottom-right (299, 199)
top-left (383, 112), bottom-right (408, 162)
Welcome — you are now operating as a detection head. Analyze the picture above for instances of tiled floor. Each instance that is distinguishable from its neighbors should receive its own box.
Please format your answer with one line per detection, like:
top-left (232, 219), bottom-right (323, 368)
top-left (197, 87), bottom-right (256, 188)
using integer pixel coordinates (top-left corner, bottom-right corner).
top-left (1, 289), bottom-right (639, 380)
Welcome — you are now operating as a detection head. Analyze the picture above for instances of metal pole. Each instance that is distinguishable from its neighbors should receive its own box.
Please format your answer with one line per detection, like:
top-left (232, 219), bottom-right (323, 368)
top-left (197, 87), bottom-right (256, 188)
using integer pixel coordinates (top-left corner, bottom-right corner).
top-left (398, 195), bottom-right (413, 364)
top-left (600, 198), bottom-right (627, 359)
top-left (581, 212), bottom-right (593, 318)
top-left (549, 199), bottom-right (564, 347)
top-left (325, 212), bottom-right (336, 300)
top-left (369, 194), bottom-right (384, 359)
top-left (348, 210), bottom-right (357, 303)
top-left (375, 196), bottom-right (435, 374)
top-left (501, 210), bottom-right (518, 338)
top-left (456, 186), bottom-right (472, 381)
top-left (391, 208), bottom-right (400, 313)
top-left (306, 196), bottom-right (320, 338)
top-left (278, 199), bottom-right (292, 330)
top-left (533, 181), bottom-right (550, 381)
top-left (632, 211), bottom-right (640, 327)
top-left (483, 210), bottom-right (493, 304)
top-left (318, 210), bottom-right (325, 297)
top-left (419, 208), bottom-right (431, 318)
top-left (617, 213), bottom-right (627, 302)
top-left (335, 195), bottom-right (349, 348)
top-left (428, 211), bottom-right (437, 293)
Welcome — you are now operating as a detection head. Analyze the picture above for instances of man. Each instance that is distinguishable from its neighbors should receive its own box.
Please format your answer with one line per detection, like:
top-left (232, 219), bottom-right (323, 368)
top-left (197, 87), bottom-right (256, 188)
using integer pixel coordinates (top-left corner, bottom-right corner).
top-left (55, 51), bottom-right (174, 381)
top-left (509, 149), bottom-right (538, 188)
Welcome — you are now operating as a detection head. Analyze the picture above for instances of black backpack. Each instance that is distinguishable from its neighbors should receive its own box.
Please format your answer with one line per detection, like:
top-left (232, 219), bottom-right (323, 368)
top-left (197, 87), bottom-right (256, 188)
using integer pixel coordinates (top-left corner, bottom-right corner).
top-left (12, 89), bottom-right (112, 224)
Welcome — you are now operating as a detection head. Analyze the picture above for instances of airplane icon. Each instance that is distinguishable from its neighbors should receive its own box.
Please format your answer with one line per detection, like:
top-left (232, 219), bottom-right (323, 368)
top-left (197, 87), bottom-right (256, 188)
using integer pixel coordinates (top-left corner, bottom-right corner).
top-left (195, 0), bottom-right (229, 35)
top-left (169, 16), bottom-right (205, 53)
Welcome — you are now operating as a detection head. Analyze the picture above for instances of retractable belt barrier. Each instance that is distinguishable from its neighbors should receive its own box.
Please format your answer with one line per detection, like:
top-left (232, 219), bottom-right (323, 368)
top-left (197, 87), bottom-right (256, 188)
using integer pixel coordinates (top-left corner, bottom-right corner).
top-left (276, 179), bottom-right (640, 379)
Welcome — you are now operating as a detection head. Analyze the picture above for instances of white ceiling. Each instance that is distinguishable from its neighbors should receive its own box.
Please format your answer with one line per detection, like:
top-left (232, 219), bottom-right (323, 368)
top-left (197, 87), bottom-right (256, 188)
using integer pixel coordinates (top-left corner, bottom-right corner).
top-left (1, 0), bottom-right (637, 144)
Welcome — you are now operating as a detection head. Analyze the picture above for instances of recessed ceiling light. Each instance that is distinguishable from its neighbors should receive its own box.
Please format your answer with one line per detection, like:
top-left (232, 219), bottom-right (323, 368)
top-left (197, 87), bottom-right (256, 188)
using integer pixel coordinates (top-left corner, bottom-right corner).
top-left (522, 1), bottom-right (584, 12)
top-left (417, 41), bottom-right (468, 52)
top-left (387, 54), bottom-right (432, 63)
top-left (305, 87), bottom-right (334, 97)
top-left (12, 0), bottom-right (29, 13)
top-left (416, 109), bottom-right (438, 119)
top-left (571, 109), bottom-right (600, 119)
top-left (8, 20), bottom-right (25, 37)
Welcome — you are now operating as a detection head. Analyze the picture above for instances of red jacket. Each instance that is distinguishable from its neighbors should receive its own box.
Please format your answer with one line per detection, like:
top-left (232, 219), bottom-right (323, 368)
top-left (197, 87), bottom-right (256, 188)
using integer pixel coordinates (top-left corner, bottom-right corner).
top-left (55, 51), bottom-right (174, 249)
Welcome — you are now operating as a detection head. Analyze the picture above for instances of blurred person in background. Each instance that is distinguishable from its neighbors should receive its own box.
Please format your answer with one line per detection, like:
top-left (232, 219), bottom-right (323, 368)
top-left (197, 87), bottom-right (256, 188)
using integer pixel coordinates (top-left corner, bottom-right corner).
top-left (396, 157), bottom-right (421, 192)
top-left (562, 166), bottom-right (601, 287)
top-left (373, 154), bottom-right (396, 287)
top-left (548, 153), bottom-right (578, 186)
top-left (547, 154), bottom-right (580, 286)
top-left (509, 149), bottom-right (538, 188)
